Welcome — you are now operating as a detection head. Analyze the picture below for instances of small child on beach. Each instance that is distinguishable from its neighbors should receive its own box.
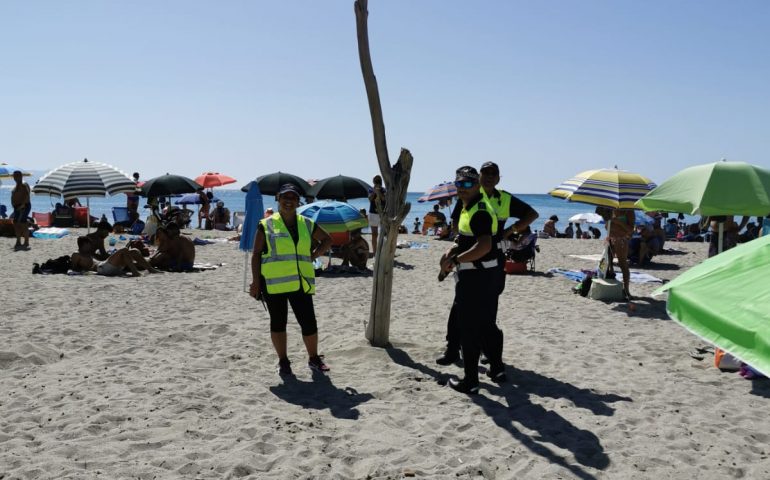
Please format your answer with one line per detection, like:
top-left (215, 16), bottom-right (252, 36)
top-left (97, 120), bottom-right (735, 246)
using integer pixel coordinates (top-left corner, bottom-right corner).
top-left (412, 217), bottom-right (421, 234)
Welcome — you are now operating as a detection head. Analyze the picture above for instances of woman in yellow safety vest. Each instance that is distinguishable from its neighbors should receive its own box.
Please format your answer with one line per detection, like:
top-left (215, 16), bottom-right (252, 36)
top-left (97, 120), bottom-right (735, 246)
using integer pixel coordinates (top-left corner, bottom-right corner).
top-left (250, 183), bottom-right (332, 376)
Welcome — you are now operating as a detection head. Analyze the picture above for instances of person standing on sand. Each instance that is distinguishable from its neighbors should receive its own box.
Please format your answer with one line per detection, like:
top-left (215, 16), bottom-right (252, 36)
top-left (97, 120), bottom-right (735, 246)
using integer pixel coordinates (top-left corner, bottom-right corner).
top-left (11, 170), bottom-right (31, 251)
top-left (250, 183), bottom-right (333, 376)
top-left (197, 188), bottom-right (210, 229)
top-left (438, 162), bottom-right (538, 369)
top-left (606, 208), bottom-right (635, 300)
top-left (368, 175), bottom-right (386, 254)
top-left (438, 166), bottom-right (505, 394)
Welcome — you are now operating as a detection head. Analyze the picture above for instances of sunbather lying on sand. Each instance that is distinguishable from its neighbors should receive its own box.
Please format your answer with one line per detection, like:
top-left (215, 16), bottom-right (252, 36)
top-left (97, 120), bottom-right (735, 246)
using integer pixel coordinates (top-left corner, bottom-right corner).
top-left (150, 223), bottom-right (196, 271)
top-left (71, 236), bottom-right (161, 277)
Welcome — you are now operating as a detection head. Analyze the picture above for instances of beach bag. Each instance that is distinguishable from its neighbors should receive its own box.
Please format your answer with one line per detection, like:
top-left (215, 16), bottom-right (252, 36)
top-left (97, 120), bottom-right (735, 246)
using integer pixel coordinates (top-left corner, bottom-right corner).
top-left (34, 255), bottom-right (72, 274)
top-left (714, 348), bottom-right (741, 371)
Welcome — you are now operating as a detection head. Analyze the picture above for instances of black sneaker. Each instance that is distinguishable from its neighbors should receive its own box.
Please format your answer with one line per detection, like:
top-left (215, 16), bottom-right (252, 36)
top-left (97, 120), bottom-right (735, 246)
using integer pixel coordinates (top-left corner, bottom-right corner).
top-left (448, 378), bottom-right (479, 394)
top-left (436, 350), bottom-right (460, 366)
top-left (308, 355), bottom-right (330, 372)
top-left (486, 366), bottom-right (507, 383)
top-left (278, 358), bottom-right (293, 376)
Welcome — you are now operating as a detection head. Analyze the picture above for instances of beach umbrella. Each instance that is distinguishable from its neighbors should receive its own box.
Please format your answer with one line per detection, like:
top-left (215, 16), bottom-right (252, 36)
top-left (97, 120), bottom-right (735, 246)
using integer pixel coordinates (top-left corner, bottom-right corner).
top-left (240, 172), bottom-right (311, 196)
top-left (298, 200), bottom-right (369, 234)
top-left (140, 174), bottom-right (202, 197)
top-left (550, 168), bottom-right (656, 210)
top-left (568, 212), bottom-right (604, 224)
top-left (417, 182), bottom-right (457, 203)
top-left (175, 193), bottom-right (219, 205)
top-left (32, 158), bottom-right (136, 232)
top-left (240, 181), bottom-right (264, 291)
top-left (654, 234), bottom-right (770, 378)
top-left (635, 160), bottom-right (770, 253)
top-left (307, 175), bottom-right (371, 200)
top-left (635, 161), bottom-right (770, 217)
top-left (194, 172), bottom-right (237, 189)
top-left (0, 163), bottom-right (31, 178)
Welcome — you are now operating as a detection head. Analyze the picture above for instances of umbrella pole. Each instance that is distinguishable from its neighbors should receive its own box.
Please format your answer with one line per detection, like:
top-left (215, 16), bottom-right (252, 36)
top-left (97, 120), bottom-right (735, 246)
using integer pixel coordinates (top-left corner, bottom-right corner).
top-left (243, 252), bottom-right (249, 293)
top-left (718, 222), bottom-right (724, 254)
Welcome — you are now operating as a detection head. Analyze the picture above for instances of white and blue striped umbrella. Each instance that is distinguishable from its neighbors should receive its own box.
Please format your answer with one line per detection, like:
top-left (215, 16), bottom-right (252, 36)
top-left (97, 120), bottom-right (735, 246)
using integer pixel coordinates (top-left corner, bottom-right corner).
top-left (33, 158), bottom-right (136, 200)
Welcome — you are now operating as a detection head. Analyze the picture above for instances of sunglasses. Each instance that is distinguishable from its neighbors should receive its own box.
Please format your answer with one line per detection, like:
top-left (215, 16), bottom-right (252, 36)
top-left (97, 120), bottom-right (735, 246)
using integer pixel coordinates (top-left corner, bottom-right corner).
top-left (454, 180), bottom-right (477, 189)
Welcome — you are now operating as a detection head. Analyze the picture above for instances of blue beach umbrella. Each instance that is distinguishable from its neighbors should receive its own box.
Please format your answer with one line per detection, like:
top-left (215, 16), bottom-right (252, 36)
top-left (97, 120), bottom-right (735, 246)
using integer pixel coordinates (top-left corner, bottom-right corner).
top-left (298, 200), bottom-right (368, 233)
top-left (240, 182), bottom-right (264, 292)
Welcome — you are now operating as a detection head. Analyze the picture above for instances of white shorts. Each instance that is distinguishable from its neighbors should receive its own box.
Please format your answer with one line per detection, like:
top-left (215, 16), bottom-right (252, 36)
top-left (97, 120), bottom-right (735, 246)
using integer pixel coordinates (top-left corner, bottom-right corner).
top-left (96, 260), bottom-right (124, 277)
top-left (368, 213), bottom-right (380, 227)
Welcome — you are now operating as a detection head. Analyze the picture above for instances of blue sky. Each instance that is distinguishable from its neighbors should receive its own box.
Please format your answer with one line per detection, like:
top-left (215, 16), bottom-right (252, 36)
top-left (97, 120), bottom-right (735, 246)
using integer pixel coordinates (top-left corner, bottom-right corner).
top-left (1, 1), bottom-right (768, 192)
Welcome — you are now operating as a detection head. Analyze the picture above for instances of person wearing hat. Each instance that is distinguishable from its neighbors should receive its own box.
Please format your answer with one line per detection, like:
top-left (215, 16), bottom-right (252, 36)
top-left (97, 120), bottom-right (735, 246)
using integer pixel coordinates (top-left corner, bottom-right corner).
top-left (209, 200), bottom-right (231, 230)
top-left (437, 166), bottom-right (505, 394)
top-left (249, 183), bottom-right (333, 376)
top-left (439, 162), bottom-right (538, 367)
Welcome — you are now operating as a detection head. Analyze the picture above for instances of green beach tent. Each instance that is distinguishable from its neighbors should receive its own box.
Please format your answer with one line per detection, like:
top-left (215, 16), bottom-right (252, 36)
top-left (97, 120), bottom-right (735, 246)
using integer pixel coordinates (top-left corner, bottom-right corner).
top-left (654, 234), bottom-right (770, 377)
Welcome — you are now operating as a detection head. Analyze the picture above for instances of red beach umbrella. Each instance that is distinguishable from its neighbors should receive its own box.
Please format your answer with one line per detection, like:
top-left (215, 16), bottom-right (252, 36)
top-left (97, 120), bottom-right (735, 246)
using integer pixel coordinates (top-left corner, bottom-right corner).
top-left (195, 172), bottom-right (237, 189)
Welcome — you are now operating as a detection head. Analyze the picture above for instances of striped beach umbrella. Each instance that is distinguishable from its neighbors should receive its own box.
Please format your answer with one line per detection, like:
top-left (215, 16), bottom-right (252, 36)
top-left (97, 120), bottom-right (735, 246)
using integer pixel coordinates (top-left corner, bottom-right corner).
top-left (33, 158), bottom-right (136, 231)
top-left (298, 200), bottom-right (369, 234)
top-left (417, 182), bottom-right (457, 203)
top-left (33, 158), bottom-right (136, 200)
top-left (549, 168), bottom-right (656, 209)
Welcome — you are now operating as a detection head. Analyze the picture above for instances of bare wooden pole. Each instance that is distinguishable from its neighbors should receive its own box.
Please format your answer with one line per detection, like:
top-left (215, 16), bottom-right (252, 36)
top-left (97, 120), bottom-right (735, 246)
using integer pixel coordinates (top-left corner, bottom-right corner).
top-left (354, 0), bottom-right (413, 346)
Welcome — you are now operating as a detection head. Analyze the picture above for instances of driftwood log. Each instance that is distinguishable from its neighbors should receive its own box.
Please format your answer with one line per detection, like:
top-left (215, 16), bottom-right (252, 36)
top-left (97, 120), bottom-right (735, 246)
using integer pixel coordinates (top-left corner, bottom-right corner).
top-left (354, 0), bottom-right (413, 346)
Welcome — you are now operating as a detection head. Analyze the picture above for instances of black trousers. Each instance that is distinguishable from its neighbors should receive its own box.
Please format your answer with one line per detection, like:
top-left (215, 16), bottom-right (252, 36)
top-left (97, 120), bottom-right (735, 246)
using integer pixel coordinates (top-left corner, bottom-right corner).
top-left (264, 290), bottom-right (318, 336)
top-left (450, 268), bottom-right (503, 384)
top-left (445, 257), bottom-right (505, 353)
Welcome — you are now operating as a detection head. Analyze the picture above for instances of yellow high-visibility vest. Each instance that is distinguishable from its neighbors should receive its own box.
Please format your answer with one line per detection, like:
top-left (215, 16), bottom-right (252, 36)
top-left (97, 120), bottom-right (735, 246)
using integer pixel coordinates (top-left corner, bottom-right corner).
top-left (458, 198), bottom-right (498, 238)
top-left (260, 213), bottom-right (316, 294)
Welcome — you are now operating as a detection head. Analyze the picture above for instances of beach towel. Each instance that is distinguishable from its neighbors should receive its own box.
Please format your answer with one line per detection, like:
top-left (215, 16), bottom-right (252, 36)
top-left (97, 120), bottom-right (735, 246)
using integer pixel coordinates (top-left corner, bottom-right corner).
top-left (32, 227), bottom-right (69, 239)
top-left (397, 241), bottom-right (429, 249)
top-left (549, 268), bottom-right (663, 284)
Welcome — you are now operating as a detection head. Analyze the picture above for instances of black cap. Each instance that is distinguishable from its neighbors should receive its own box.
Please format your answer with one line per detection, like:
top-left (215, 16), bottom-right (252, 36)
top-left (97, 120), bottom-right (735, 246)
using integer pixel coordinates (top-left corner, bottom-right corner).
top-left (455, 166), bottom-right (480, 181)
top-left (278, 183), bottom-right (302, 197)
top-left (480, 161), bottom-right (499, 173)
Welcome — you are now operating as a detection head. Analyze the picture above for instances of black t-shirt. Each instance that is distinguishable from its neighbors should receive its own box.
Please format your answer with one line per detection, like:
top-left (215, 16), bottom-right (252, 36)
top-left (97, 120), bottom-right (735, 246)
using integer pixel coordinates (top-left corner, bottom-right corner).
top-left (455, 194), bottom-right (497, 263)
top-left (368, 186), bottom-right (386, 213)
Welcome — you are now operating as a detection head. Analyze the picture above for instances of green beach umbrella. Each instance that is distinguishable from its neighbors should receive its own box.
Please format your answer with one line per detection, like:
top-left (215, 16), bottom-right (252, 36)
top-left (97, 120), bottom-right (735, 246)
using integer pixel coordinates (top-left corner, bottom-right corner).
top-left (635, 161), bottom-right (770, 216)
top-left (654, 234), bottom-right (770, 377)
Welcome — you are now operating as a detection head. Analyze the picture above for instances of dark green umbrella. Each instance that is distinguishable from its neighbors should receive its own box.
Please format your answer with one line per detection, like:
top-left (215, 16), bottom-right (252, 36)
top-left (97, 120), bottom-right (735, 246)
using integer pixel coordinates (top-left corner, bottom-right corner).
top-left (240, 172), bottom-right (311, 195)
top-left (308, 175), bottom-right (371, 200)
top-left (140, 174), bottom-right (202, 197)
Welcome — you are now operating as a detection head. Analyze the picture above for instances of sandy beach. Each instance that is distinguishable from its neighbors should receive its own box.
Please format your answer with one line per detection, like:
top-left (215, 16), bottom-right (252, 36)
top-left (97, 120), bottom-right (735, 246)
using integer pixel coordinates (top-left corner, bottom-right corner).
top-left (1, 230), bottom-right (769, 479)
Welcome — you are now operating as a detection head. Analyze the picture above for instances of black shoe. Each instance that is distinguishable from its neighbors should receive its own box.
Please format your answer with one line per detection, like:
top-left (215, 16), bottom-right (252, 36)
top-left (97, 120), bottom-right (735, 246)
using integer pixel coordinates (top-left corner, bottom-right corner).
top-left (436, 350), bottom-right (460, 366)
top-left (486, 366), bottom-right (507, 383)
top-left (448, 378), bottom-right (479, 394)
top-left (480, 353), bottom-right (490, 365)
top-left (278, 358), bottom-right (293, 376)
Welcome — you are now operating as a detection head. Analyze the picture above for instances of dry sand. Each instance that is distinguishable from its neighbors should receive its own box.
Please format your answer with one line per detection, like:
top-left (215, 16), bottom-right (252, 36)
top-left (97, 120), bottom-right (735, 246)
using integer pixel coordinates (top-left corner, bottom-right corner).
top-left (1, 230), bottom-right (769, 479)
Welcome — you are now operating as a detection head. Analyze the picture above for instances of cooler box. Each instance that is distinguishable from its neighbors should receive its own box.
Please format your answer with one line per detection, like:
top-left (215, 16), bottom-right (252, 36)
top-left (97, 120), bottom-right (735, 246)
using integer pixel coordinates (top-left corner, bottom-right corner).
top-left (504, 260), bottom-right (528, 274)
top-left (589, 278), bottom-right (625, 301)
top-left (73, 206), bottom-right (89, 226)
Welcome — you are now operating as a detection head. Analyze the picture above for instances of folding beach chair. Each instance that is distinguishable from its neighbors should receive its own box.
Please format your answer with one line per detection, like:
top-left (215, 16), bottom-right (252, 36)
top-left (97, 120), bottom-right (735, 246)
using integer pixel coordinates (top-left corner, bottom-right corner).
top-left (505, 232), bottom-right (539, 272)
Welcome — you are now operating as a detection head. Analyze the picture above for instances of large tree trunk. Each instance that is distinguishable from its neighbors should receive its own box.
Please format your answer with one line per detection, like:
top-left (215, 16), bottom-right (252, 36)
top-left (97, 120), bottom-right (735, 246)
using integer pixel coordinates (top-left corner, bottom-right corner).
top-left (354, 0), bottom-right (413, 347)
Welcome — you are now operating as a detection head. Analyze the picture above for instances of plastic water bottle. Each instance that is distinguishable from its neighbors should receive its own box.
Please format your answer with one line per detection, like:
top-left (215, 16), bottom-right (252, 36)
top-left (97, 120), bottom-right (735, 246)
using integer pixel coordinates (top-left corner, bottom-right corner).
top-left (108, 236), bottom-right (117, 246)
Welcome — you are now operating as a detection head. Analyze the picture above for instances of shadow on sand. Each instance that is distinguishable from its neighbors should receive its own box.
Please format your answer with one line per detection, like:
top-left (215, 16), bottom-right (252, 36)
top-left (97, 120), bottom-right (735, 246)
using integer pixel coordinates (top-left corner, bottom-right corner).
top-left (269, 370), bottom-right (374, 420)
top-left (386, 346), bottom-right (632, 480)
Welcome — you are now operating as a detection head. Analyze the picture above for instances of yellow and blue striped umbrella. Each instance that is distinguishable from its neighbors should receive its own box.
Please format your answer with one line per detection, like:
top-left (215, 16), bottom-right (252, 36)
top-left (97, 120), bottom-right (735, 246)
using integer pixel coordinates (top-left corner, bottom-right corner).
top-left (549, 168), bottom-right (656, 209)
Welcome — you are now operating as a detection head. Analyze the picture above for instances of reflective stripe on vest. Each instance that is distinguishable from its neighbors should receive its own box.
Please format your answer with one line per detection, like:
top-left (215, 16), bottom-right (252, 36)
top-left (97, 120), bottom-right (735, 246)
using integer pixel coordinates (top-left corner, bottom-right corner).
top-left (457, 198), bottom-right (498, 238)
top-left (260, 213), bottom-right (316, 294)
